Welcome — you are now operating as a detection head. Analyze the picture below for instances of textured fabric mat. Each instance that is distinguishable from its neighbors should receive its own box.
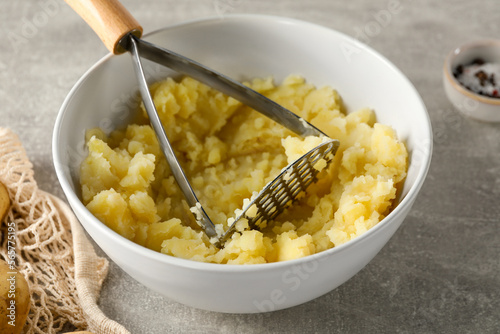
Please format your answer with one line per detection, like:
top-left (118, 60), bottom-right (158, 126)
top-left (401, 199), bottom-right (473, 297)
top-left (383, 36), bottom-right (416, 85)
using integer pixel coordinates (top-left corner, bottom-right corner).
top-left (0, 128), bottom-right (129, 334)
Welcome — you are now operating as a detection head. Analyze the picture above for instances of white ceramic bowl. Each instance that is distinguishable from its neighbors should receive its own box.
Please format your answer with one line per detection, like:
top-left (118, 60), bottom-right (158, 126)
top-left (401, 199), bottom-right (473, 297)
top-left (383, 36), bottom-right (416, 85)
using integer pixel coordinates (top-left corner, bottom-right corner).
top-left (53, 15), bottom-right (432, 313)
top-left (443, 39), bottom-right (500, 122)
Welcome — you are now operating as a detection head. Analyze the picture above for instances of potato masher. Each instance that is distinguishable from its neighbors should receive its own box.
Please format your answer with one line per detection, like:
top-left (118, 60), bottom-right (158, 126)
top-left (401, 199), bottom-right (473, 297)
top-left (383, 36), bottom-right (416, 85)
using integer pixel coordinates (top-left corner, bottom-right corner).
top-left (64, 0), bottom-right (340, 247)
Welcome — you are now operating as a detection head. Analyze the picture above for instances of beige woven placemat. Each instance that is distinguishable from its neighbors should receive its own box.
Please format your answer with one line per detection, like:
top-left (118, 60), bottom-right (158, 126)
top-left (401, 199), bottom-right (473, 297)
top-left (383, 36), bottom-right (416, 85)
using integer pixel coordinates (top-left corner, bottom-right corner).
top-left (0, 128), bottom-right (129, 334)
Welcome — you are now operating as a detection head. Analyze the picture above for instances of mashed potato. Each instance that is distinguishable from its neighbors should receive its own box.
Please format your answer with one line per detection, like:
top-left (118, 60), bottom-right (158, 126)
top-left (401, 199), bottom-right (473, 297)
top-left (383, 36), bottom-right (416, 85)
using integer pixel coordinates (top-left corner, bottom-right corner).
top-left (80, 75), bottom-right (407, 264)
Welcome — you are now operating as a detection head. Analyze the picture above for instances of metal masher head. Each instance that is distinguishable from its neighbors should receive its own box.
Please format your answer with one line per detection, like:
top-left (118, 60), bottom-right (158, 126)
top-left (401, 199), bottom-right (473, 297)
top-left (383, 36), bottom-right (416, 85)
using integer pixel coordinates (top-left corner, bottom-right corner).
top-left (65, 0), bottom-right (340, 247)
top-left (217, 138), bottom-right (338, 246)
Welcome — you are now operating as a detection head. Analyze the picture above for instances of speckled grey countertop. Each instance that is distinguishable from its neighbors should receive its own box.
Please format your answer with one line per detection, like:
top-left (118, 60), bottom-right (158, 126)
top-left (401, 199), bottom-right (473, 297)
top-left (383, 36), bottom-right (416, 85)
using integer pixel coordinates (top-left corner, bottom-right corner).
top-left (2, 0), bottom-right (500, 333)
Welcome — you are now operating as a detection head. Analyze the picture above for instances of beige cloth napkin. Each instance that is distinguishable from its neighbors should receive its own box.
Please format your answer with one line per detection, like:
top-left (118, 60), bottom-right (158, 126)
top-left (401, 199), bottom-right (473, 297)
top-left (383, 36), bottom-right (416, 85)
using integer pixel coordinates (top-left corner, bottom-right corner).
top-left (0, 128), bottom-right (130, 334)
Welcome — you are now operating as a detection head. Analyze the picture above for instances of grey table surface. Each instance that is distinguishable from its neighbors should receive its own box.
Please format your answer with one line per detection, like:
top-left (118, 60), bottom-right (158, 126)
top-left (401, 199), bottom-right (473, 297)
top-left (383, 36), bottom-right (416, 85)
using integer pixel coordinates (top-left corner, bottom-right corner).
top-left (2, 0), bottom-right (500, 333)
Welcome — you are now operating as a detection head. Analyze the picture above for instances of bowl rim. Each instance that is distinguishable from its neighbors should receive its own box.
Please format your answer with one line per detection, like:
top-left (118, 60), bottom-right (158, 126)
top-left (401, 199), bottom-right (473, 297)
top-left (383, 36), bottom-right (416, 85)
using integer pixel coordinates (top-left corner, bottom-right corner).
top-left (443, 39), bottom-right (500, 106)
top-left (53, 13), bottom-right (433, 273)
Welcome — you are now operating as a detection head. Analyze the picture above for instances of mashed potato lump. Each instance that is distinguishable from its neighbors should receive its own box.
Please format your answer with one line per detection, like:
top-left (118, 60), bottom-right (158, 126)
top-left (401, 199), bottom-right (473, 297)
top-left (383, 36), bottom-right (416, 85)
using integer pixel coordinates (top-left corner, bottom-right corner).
top-left (80, 75), bottom-right (407, 264)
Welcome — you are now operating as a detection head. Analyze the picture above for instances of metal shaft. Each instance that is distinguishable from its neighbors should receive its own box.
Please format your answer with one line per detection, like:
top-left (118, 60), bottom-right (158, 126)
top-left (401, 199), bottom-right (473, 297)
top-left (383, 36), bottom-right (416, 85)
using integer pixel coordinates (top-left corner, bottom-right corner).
top-left (128, 36), bottom-right (219, 240)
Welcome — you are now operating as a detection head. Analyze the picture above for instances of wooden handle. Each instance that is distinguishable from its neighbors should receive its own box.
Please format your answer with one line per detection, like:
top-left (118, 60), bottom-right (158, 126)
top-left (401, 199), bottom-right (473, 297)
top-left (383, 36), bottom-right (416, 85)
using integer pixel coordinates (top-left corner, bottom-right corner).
top-left (64, 0), bottom-right (143, 54)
